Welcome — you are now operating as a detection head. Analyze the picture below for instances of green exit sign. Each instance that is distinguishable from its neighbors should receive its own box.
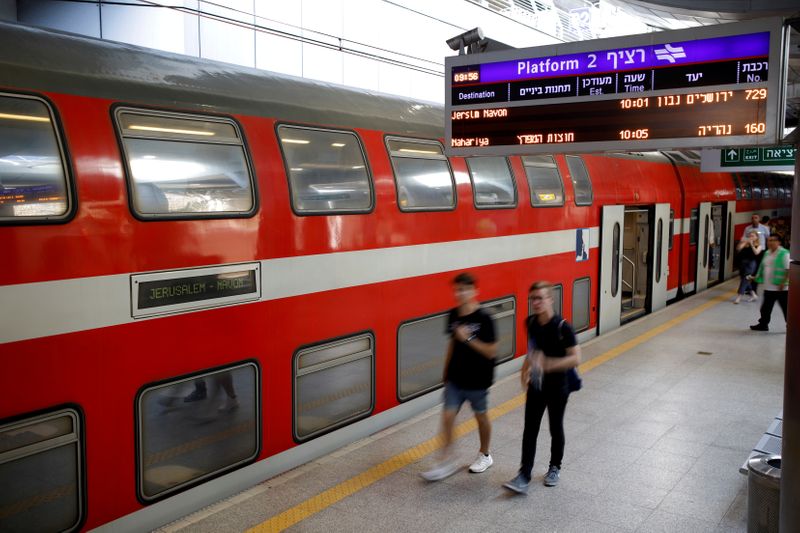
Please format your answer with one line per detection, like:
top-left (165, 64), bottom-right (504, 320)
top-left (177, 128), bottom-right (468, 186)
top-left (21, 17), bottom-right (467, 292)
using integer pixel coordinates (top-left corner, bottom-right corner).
top-left (721, 146), bottom-right (796, 167)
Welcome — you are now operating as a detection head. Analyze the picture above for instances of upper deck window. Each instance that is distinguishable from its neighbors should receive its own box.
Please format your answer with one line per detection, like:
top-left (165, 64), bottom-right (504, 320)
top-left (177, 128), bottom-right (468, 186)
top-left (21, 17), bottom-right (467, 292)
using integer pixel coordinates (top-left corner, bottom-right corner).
top-left (0, 93), bottom-right (71, 222)
top-left (522, 155), bottom-right (564, 206)
top-left (116, 108), bottom-right (255, 218)
top-left (386, 138), bottom-right (455, 211)
top-left (565, 155), bottom-right (593, 206)
top-left (278, 126), bottom-right (372, 214)
top-left (465, 156), bottom-right (516, 208)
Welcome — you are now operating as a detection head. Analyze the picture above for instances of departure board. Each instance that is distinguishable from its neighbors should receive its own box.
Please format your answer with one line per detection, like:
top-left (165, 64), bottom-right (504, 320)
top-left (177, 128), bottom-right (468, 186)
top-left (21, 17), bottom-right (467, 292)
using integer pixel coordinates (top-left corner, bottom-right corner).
top-left (445, 18), bottom-right (788, 156)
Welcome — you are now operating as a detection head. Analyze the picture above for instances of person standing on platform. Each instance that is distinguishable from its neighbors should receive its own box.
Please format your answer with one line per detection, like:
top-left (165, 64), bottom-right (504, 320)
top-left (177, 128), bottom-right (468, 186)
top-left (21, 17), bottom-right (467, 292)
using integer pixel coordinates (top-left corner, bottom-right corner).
top-left (421, 272), bottom-right (497, 481)
top-left (742, 213), bottom-right (770, 250)
top-left (504, 281), bottom-right (581, 495)
top-left (734, 229), bottom-right (762, 304)
top-left (750, 235), bottom-right (790, 331)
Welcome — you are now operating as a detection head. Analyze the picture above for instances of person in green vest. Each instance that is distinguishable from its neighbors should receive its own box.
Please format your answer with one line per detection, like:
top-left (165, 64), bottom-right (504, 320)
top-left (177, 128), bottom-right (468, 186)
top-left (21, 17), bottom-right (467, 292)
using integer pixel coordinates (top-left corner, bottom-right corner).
top-left (749, 234), bottom-right (790, 332)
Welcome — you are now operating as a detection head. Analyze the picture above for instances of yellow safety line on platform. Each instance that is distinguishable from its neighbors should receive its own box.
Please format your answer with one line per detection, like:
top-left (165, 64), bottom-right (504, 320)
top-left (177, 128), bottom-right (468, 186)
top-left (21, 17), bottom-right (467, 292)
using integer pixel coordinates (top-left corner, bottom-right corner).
top-left (248, 289), bottom-right (735, 533)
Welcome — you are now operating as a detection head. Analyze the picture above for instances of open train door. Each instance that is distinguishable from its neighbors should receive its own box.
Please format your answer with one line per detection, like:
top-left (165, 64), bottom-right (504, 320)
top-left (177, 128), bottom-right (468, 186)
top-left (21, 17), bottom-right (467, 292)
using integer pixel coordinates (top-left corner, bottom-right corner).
top-left (695, 202), bottom-right (711, 292)
top-left (650, 203), bottom-right (670, 312)
top-left (599, 205), bottom-right (624, 335)
top-left (724, 200), bottom-right (737, 280)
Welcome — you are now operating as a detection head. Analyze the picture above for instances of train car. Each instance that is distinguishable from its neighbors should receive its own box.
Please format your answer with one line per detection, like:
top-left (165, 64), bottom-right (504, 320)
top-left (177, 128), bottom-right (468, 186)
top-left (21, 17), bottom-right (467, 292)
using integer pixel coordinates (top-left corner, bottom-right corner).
top-left (0, 22), bottom-right (792, 532)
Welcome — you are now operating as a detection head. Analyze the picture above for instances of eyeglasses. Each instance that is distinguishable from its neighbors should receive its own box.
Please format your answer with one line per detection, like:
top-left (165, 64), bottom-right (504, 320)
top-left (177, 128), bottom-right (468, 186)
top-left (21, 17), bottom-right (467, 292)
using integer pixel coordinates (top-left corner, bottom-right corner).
top-left (530, 296), bottom-right (545, 301)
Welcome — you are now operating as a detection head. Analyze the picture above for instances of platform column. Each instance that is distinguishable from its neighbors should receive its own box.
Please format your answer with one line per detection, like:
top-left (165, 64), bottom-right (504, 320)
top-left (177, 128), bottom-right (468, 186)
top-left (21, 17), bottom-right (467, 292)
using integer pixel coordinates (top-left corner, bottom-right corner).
top-left (780, 149), bottom-right (800, 533)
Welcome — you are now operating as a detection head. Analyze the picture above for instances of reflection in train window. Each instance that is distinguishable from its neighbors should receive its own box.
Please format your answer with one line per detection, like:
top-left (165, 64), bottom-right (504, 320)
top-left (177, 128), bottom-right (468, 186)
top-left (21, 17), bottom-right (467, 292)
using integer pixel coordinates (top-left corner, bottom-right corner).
top-left (529, 283), bottom-right (562, 318)
top-left (136, 362), bottom-right (259, 501)
top-left (386, 138), bottom-right (455, 211)
top-left (572, 277), bottom-right (591, 332)
top-left (466, 157), bottom-right (516, 208)
top-left (397, 312), bottom-right (449, 401)
top-left (116, 109), bottom-right (254, 218)
top-left (278, 126), bottom-right (372, 214)
top-left (565, 155), bottom-right (593, 206)
top-left (294, 333), bottom-right (374, 441)
top-left (0, 408), bottom-right (83, 532)
top-left (522, 155), bottom-right (564, 206)
top-left (750, 175), bottom-right (762, 199)
top-left (669, 209), bottom-right (674, 250)
top-left (0, 93), bottom-right (71, 221)
top-left (689, 208), bottom-right (698, 246)
top-left (482, 297), bottom-right (516, 363)
top-left (733, 174), bottom-right (742, 200)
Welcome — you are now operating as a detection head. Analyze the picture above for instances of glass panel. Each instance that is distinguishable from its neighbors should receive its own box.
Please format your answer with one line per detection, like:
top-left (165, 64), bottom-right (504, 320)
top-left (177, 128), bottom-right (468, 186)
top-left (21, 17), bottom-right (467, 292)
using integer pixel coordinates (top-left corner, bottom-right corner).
top-left (689, 209), bottom-right (698, 246)
top-left (669, 209), bottom-right (675, 250)
top-left (0, 95), bottom-right (69, 219)
top-left (0, 415), bottom-right (73, 454)
top-left (139, 363), bottom-right (259, 500)
top-left (278, 127), bottom-right (372, 213)
top-left (298, 336), bottom-right (372, 370)
top-left (522, 155), bottom-right (564, 206)
top-left (611, 222), bottom-right (620, 297)
top-left (466, 157), bottom-right (515, 207)
top-left (0, 443), bottom-right (80, 532)
top-left (733, 174), bottom-right (742, 199)
top-left (397, 313), bottom-right (449, 401)
top-left (387, 139), bottom-right (445, 159)
top-left (727, 214), bottom-right (732, 260)
top-left (295, 337), bottom-right (373, 440)
top-left (751, 175), bottom-right (762, 199)
top-left (392, 157), bottom-right (455, 210)
top-left (703, 215), bottom-right (709, 267)
top-left (572, 278), bottom-right (590, 332)
top-left (656, 219), bottom-right (663, 283)
top-left (119, 112), bottom-right (240, 143)
top-left (565, 155), bottom-right (593, 206)
top-left (482, 298), bottom-right (515, 363)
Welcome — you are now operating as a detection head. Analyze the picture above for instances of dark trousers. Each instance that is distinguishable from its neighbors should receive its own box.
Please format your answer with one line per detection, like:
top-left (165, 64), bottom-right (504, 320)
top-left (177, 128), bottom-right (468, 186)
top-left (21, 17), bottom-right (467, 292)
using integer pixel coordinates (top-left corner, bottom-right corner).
top-left (519, 384), bottom-right (568, 481)
top-left (758, 290), bottom-right (788, 326)
top-left (738, 259), bottom-right (757, 294)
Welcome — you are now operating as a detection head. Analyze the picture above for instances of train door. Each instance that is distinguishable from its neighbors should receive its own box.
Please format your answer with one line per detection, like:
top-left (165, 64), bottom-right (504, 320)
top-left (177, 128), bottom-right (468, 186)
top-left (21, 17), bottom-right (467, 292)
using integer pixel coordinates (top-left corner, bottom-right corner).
top-left (621, 207), bottom-right (650, 323)
top-left (598, 205), bottom-right (624, 335)
top-left (650, 203), bottom-right (670, 312)
top-left (724, 200), bottom-right (736, 280)
top-left (707, 203), bottom-right (725, 285)
top-left (695, 202), bottom-right (711, 292)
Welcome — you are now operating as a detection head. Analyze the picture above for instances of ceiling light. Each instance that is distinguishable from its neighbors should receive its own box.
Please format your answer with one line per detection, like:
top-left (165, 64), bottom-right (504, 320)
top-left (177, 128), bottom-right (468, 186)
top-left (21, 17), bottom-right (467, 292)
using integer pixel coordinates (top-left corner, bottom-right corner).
top-left (0, 112), bottom-right (50, 123)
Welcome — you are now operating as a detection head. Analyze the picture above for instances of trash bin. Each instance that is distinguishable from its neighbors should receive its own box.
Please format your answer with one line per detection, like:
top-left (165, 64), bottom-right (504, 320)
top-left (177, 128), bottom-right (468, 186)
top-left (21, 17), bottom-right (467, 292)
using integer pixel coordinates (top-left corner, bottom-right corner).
top-left (747, 454), bottom-right (781, 533)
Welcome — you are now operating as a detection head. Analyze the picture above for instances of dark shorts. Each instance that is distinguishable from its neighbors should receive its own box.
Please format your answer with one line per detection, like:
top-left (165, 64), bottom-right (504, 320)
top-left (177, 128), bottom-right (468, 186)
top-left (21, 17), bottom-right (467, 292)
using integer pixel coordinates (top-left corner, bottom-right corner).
top-left (444, 381), bottom-right (489, 414)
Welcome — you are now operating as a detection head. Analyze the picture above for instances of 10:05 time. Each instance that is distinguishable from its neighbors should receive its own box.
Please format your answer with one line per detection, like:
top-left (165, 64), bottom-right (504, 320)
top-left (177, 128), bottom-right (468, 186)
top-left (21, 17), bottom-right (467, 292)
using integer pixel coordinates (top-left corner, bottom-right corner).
top-left (619, 128), bottom-right (650, 140)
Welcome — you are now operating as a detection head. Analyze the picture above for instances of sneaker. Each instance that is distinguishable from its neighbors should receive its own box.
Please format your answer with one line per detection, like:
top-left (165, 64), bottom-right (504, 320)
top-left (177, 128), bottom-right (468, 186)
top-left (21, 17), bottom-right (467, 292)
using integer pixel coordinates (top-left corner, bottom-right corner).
top-left (421, 459), bottom-right (459, 481)
top-left (503, 473), bottom-right (530, 495)
top-left (750, 324), bottom-right (769, 331)
top-left (183, 387), bottom-right (207, 402)
top-left (218, 397), bottom-right (240, 412)
top-left (469, 453), bottom-right (493, 473)
top-left (544, 466), bottom-right (560, 487)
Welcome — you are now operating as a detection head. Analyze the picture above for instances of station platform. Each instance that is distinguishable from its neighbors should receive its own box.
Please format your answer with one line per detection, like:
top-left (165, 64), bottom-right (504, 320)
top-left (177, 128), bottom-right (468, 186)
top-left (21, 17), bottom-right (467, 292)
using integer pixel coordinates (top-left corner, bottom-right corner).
top-left (156, 279), bottom-right (786, 533)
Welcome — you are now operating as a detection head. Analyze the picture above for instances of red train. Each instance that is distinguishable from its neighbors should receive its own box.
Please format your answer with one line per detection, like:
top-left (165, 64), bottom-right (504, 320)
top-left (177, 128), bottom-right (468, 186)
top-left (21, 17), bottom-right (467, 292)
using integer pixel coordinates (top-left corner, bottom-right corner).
top-left (0, 22), bottom-right (792, 532)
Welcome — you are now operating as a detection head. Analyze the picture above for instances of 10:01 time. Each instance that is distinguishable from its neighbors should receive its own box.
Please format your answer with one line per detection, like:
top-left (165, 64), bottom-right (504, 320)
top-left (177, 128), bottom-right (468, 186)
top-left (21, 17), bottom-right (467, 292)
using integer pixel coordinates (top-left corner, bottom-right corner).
top-left (619, 128), bottom-right (650, 140)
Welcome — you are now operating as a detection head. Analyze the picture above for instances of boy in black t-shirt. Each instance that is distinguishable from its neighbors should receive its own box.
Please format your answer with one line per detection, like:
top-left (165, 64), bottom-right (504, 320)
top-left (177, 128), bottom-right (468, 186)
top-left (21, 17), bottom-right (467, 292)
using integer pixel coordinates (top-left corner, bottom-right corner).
top-left (421, 272), bottom-right (497, 481)
top-left (504, 281), bottom-right (581, 494)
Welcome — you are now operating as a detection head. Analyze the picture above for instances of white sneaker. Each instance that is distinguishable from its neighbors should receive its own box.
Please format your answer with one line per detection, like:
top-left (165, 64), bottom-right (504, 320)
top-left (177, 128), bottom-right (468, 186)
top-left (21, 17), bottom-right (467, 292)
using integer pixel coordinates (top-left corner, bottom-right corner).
top-left (469, 453), bottom-right (493, 473)
top-left (421, 459), bottom-right (459, 481)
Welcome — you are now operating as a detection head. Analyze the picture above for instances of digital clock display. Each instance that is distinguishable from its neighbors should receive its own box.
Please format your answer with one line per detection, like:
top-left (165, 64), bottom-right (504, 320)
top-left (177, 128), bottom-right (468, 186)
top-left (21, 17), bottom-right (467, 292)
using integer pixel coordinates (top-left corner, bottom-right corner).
top-left (445, 18), bottom-right (786, 155)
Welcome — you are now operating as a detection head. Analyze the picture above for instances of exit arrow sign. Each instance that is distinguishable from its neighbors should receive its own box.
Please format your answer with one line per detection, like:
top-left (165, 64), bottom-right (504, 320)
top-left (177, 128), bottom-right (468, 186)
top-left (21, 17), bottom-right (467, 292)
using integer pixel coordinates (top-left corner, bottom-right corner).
top-left (701, 146), bottom-right (796, 172)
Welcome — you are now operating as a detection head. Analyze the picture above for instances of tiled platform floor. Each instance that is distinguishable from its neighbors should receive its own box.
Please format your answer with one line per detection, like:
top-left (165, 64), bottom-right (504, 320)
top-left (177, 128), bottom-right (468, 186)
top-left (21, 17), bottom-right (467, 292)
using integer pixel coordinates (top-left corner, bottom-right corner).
top-left (158, 280), bottom-right (787, 533)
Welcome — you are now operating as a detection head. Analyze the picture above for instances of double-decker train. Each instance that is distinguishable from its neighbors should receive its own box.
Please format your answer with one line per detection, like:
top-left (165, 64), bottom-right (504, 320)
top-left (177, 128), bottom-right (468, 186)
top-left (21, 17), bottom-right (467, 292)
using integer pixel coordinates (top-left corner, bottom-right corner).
top-left (0, 22), bottom-right (792, 532)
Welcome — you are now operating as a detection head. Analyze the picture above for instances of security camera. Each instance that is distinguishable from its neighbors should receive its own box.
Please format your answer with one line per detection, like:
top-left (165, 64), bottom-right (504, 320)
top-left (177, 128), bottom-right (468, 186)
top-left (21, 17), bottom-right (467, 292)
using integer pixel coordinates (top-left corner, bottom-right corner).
top-left (446, 28), bottom-right (485, 53)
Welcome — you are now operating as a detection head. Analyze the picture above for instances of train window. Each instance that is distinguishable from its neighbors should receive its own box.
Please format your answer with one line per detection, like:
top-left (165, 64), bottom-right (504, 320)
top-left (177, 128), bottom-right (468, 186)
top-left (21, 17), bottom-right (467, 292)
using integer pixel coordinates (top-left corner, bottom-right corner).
top-left (669, 209), bottom-right (674, 250)
top-left (703, 215), bottom-right (709, 267)
top-left (611, 222), bottom-right (620, 298)
top-left (762, 176), bottom-right (771, 199)
top-left (0, 93), bottom-right (72, 222)
top-left (656, 219), bottom-right (663, 283)
top-left (750, 175), bottom-right (762, 199)
top-left (689, 208), bottom-right (698, 246)
top-left (397, 311), bottom-right (449, 401)
top-left (726, 214), bottom-right (732, 261)
top-left (572, 277), bottom-right (591, 333)
top-left (741, 174), bottom-right (752, 199)
top-left (0, 408), bottom-right (83, 532)
top-left (386, 138), bottom-right (455, 211)
top-left (529, 283), bottom-right (562, 317)
top-left (115, 109), bottom-right (255, 218)
top-left (482, 297), bottom-right (516, 363)
top-left (277, 126), bottom-right (372, 214)
top-left (732, 174), bottom-right (742, 200)
top-left (136, 362), bottom-right (259, 501)
top-left (565, 155), bottom-right (593, 206)
top-left (522, 155), bottom-right (564, 206)
top-left (466, 156), bottom-right (516, 208)
top-left (294, 333), bottom-right (374, 441)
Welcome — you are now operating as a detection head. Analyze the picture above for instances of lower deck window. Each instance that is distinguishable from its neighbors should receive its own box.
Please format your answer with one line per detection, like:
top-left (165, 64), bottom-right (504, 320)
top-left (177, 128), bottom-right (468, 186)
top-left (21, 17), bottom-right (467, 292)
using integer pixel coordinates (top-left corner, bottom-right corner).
top-left (0, 408), bottom-right (83, 532)
top-left (482, 297), bottom-right (516, 363)
top-left (398, 313), bottom-right (450, 401)
top-left (572, 278), bottom-right (591, 332)
top-left (294, 333), bottom-right (374, 441)
top-left (136, 362), bottom-right (259, 501)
